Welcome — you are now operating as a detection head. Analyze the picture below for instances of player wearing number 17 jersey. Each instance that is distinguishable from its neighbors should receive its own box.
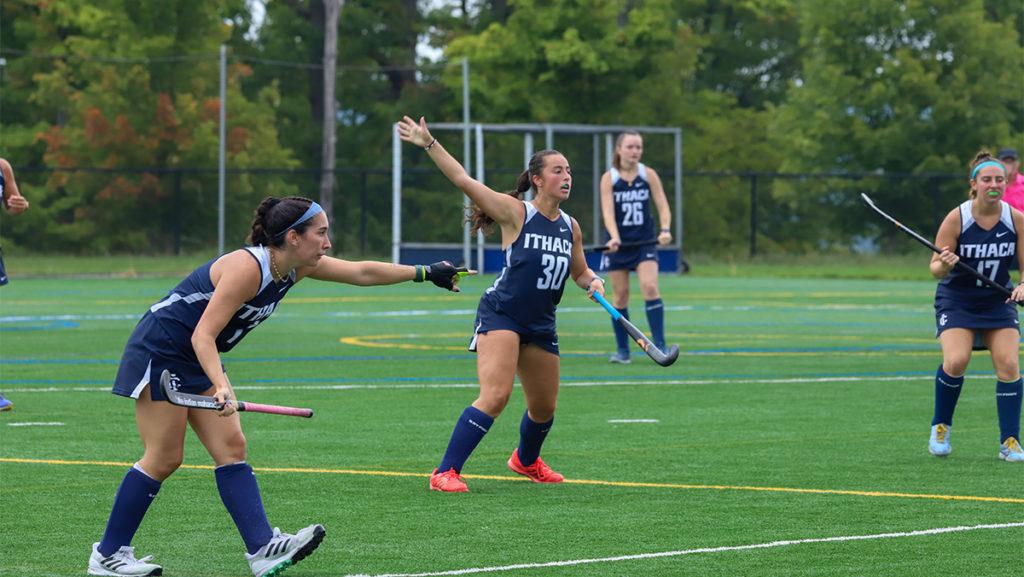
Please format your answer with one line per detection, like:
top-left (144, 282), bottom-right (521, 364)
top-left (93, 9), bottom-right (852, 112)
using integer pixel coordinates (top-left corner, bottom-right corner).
top-left (398, 115), bottom-right (607, 492)
top-left (928, 151), bottom-right (1024, 464)
top-left (89, 196), bottom-right (470, 577)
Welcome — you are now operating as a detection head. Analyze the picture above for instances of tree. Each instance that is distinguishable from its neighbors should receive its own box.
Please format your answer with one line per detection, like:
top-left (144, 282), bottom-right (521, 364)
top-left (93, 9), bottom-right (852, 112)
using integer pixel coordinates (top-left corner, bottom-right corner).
top-left (771, 0), bottom-right (1023, 251)
top-left (2, 0), bottom-right (298, 252)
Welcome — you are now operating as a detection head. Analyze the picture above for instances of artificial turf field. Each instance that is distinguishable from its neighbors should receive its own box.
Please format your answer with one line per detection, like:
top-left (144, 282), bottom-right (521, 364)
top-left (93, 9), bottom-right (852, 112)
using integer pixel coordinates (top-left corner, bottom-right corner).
top-left (1, 271), bottom-right (1021, 576)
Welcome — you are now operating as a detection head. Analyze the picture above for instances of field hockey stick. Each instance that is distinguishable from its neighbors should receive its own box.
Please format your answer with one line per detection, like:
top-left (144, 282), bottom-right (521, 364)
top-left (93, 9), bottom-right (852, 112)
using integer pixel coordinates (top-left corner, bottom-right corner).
top-left (159, 370), bottom-right (314, 418)
top-left (860, 193), bottom-right (1018, 303)
top-left (591, 292), bottom-right (680, 367)
top-left (583, 239), bottom-right (660, 252)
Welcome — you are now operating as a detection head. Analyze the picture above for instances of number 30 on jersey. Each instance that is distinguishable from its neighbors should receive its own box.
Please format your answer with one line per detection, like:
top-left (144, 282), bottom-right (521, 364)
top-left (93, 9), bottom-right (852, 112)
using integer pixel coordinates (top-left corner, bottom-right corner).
top-left (537, 254), bottom-right (569, 290)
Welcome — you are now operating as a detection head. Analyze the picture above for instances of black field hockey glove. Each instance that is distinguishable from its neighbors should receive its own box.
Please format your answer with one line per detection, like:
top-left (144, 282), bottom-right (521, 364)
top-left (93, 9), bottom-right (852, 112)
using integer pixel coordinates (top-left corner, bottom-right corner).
top-left (414, 260), bottom-right (472, 292)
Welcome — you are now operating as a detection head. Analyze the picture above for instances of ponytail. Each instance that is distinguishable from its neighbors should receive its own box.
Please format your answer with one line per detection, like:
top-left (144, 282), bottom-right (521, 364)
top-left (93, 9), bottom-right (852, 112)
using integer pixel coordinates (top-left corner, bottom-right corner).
top-left (469, 150), bottom-right (561, 235)
top-left (248, 196), bottom-right (316, 247)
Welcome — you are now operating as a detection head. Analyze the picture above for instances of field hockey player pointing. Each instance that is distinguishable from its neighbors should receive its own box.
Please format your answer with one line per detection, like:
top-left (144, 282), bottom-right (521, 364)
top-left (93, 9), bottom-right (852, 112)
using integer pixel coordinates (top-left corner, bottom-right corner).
top-left (928, 152), bottom-right (1024, 462)
top-left (398, 116), bottom-right (606, 493)
top-left (88, 196), bottom-right (472, 577)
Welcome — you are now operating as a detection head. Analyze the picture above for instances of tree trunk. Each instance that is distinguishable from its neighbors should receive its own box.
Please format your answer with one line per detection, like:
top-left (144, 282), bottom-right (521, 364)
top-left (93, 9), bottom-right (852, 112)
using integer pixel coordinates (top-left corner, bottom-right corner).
top-left (320, 0), bottom-right (342, 233)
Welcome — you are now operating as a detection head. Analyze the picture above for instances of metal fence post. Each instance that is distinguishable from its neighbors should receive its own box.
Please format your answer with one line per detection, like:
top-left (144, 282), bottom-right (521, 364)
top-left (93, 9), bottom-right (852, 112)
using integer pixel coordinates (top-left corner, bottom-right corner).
top-left (749, 174), bottom-right (758, 257)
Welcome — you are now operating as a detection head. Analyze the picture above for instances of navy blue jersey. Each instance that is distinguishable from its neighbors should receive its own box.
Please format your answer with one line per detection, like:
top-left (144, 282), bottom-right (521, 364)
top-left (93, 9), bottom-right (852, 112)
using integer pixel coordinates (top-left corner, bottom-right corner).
top-left (481, 201), bottom-right (574, 333)
top-left (148, 246), bottom-right (295, 356)
top-left (936, 200), bottom-right (1017, 309)
top-left (609, 163), bottom-right (654, 244)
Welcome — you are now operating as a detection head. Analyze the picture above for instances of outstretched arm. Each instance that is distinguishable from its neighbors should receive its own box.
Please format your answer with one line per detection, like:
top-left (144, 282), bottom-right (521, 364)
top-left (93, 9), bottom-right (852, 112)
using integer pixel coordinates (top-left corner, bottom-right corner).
top-left (397, 116), bottom-right (521, 228)
top-left (302, 256), bottom-right (474, 292)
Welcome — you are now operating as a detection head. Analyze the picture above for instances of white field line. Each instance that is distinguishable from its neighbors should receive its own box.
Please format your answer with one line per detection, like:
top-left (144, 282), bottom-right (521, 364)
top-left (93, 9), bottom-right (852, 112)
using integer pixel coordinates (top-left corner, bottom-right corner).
top-left (6, 422), bottom-right (65, 427)
top-left (1, 373), bottom-right (997, 394)
top-left (342, 521), bottom-right (1024, 577)
top-left (607, 419), bottom-right (659, 423)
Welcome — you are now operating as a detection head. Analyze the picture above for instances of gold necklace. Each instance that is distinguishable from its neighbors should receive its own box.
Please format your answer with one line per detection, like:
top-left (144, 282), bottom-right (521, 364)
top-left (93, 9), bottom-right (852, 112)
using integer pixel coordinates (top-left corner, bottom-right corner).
top-left (269, 249), bottom-right (286, 283)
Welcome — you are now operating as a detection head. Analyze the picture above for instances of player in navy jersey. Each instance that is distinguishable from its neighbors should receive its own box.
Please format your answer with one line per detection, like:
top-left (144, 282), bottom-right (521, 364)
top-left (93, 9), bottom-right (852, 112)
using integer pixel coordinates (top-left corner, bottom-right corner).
top-left (928, 151), bottom-right (1024, 463)
top-left (599, 132), bottom-right (673, 364)
top-left (0, 158), bottom-right (29, 413)
top-left (88, 196), bottom-right (470, 577)
top-left (397, 116), bottom-right (606, 492)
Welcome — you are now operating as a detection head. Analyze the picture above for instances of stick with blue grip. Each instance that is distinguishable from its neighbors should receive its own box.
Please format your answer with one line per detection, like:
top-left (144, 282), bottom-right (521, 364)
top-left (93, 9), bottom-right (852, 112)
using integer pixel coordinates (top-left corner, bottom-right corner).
top-left (592, 292), bottom-right (679, 367)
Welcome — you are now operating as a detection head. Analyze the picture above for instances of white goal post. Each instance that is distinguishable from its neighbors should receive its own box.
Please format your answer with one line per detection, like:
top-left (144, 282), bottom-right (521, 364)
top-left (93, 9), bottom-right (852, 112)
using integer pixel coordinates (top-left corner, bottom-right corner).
top-left (391, 122), bottom-right (684, 272)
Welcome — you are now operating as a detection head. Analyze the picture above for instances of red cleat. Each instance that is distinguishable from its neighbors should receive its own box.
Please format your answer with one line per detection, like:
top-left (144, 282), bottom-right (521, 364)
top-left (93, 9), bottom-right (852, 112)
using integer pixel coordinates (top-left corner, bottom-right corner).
top-left (507, 449), bottom-right (564, 483)
top-left (429, 468), bottom-right (469, 492)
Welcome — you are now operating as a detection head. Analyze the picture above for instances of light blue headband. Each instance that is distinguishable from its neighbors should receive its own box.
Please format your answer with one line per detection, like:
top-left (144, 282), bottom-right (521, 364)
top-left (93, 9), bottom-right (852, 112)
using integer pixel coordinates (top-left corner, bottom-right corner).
top-left (274, 201), bottom-right (324, 238)
top-left (971, 160), bottom-right (1006, 180)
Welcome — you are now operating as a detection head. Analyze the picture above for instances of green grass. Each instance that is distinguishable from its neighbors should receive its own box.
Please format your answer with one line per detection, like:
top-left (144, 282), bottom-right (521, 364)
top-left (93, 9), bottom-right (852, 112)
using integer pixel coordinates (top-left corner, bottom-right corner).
top-left (4, 252), bottom-right (936, 281)
top-left (0, 271), bottom-right (1019, 576)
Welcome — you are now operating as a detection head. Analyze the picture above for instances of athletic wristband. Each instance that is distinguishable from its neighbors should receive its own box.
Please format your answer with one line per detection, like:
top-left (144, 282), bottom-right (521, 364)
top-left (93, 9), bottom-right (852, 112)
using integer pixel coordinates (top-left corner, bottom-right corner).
top-left (425, 138), bottom-right (437, 151)
top-left (413, 265), bottom-right (426, 282)
top-left (660, 228), bottom-right (671, 233)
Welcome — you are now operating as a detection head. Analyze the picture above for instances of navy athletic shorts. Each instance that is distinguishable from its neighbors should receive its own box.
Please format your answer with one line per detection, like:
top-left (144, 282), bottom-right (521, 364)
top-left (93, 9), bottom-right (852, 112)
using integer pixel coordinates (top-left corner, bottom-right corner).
top-left (468, 297), bottom-right (559, 356)
top-left (112, 315), bottom-right (221, 400)
top-left (935, 297), bottom-right (1020, 349)
top-left (600, 243), bottom-right (658, 272)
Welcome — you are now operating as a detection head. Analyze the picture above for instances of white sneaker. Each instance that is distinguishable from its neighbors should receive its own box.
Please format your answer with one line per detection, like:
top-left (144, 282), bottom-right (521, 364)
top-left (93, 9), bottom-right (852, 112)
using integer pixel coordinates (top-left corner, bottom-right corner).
top-left (999, 437), bottom-right (1024, 462)
top-left (88, 543), bottom-right (162, 576)
top-left (928, 423), bottom-right (951, 456)
top-left (247, 525), bottom-right (326, 577)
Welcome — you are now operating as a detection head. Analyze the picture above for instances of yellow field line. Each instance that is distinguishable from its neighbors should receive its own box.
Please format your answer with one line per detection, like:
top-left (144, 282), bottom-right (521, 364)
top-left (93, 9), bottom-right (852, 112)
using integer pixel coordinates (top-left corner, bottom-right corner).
top-left (3, 457), bottom-right (1021, 504)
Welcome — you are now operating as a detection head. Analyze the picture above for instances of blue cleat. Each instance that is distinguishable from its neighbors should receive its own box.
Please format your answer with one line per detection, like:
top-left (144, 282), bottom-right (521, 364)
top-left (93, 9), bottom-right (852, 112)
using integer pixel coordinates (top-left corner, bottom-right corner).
top-left (999, 437), bottom-right (1024, 462)
top-left (0, 394), bottom-right (11, 412)
top-left (928, 423), bottom-right (951, 456)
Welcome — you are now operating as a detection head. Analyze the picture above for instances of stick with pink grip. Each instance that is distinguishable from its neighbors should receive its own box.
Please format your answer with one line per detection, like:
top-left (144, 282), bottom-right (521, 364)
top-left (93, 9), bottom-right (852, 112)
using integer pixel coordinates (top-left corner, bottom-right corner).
top-left (159, 370), bottom-right (314, 418)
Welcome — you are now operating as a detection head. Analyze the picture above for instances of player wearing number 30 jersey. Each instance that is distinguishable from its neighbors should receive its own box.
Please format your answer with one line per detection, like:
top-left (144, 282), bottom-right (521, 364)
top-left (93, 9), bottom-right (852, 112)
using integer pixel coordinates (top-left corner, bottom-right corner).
top-left (473, 201), bottom-right (575, 351)
top-left (398, 115), bottom-right (606, 492)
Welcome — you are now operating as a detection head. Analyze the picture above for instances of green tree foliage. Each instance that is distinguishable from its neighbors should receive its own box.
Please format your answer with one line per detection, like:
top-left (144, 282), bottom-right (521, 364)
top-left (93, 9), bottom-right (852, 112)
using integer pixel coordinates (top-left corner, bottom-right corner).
top-left (3, 0), bottom-right (297, 252)
top-left (769, 0), bottom-right (1023, 253)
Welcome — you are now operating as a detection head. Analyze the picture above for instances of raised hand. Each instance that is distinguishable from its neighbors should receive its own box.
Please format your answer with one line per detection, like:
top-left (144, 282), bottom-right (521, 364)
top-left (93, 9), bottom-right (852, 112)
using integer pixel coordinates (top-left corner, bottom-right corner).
top-left (397, 116), bottom-right (434, 148)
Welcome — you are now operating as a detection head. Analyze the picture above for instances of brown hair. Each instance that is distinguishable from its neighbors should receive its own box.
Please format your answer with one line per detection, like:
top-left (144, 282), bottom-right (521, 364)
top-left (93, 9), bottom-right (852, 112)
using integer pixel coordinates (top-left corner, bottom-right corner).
top-left (248, 196), bottom-right (317, 247)
top-left (469, 149), bottom-right (562, 235)
top-left (611, 131), bottom-right (642, 170)
top-left (967, 151), bottom-right (1005, 199)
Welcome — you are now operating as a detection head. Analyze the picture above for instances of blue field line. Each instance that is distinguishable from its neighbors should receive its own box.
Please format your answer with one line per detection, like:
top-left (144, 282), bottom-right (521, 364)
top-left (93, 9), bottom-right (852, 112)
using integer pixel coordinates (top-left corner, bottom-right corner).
top-left (0, 369), bottom-right (945, 387)
top-left (0, 320), bottom-right (80, 331)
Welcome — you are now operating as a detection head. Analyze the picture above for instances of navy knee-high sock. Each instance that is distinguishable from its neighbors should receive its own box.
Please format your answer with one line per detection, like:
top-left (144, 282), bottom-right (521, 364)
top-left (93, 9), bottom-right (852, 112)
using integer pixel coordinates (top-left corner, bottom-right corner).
top-left (932, 365), bottom-right (964, 427)
top-left (215, 462), bottom-right (274, 555)
top-left (518, 412), bottom-right (554, 467)
top-left (437, 406), bottom-right (494, 474)
top-left (98, 465), bottom-right (161, 557)
top-left (612, 307), bottom-right (630, 355)
top-left (996, 378), bottom-right (1023, 443)
top-left (645, 298), bottom-right (665, 349)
